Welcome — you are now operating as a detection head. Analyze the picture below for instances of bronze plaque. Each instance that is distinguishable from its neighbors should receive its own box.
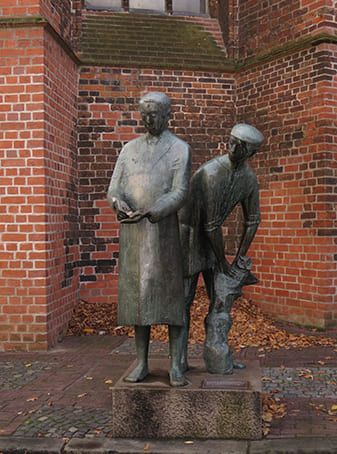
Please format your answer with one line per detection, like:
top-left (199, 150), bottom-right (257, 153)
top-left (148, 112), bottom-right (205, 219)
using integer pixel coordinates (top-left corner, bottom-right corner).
top-left (201, 377), bottom-right (250, 390)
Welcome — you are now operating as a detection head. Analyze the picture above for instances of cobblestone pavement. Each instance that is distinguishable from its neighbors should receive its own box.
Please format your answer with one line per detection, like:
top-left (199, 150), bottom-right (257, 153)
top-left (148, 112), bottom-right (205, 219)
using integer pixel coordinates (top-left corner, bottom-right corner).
top-left (262, 367), bottom-right (337, 398)
top-left (13, 405), bottom-right (112, 439)
top-left (1, 336), bottom-right (337, 441)
top-left (0, 361), bottom-right (53, 390)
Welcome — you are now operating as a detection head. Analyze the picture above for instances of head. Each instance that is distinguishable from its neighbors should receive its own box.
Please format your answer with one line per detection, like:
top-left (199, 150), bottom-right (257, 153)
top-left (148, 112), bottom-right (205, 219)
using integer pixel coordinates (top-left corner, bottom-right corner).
top-left (228, 123), bottom-right (264, 165)
top-left (139, 92), bottom-right (171, 136)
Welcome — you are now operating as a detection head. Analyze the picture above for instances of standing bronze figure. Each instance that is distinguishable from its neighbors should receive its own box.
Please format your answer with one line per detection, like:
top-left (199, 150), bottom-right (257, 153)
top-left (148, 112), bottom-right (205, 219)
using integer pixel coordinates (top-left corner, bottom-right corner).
top-left (107, 92), bottom-right (191, 387)
top-left (179, 123), bottom-right (264, 374)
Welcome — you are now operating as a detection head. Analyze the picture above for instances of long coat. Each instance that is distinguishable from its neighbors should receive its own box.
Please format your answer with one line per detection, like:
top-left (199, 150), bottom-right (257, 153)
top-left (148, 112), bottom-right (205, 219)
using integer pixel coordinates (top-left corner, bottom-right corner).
top-left (107, 130), bottom-right (191, 326)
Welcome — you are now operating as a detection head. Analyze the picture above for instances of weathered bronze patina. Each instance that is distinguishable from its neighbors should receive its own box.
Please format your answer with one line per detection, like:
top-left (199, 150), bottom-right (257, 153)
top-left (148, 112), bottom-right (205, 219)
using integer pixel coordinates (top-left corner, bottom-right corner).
top-left (179, 123), bottom-right (264, 374)
top-left (107, 92), bottom-right (191, 386)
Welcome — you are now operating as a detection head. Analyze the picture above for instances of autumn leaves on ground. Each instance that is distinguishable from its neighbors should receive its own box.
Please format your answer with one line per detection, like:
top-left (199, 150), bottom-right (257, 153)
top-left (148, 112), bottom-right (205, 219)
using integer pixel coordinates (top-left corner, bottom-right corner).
top-left (67, 287), bottom-right (336, 437)
top-left (68, 287), bottom-right (336, 352)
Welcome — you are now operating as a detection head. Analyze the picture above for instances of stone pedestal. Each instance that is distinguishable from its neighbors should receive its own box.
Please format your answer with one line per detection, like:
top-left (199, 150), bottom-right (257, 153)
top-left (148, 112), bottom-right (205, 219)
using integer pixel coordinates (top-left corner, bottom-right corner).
top-left (111, 359), bottom-right (262, 440)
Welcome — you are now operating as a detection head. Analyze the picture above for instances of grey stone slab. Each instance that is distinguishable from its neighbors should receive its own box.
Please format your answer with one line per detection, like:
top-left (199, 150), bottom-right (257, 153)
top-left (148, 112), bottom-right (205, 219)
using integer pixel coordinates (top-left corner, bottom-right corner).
top-left (111, 359), bottom-right (261, 440)
top-left (65, 438), bottom-right (248, 453)
top-left (0, 437), bottom-right (65, 453)
top-left (250, 438), bottom-right (337, 453)
top-left (262, 367), bottom-right (337, 398)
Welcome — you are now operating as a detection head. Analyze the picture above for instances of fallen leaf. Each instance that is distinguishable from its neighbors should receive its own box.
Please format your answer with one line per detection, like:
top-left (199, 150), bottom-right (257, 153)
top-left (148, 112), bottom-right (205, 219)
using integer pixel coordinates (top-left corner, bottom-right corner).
top-left (262, 426), bottom-right (270, 436)
top-left (85, 376), bottom-right (93, 380)
top-left (143, 443), bottom-right (150, 451)
top-left (26, 397), bottom-right (38, 402)
top-left (77, 393), bottom-right (87, 398)
top-left (105, 379), bottom-right (113, 384)
top-left (25, 363), bottom-right (32, 368)
top-left (83, 328), bottom-right (94, 334)
top-left (66, 289), bottom-right (337, 352)
top-left (328, 404), bottom-right (337, 415)
top-left (262, 412), bottom-right (273, 423)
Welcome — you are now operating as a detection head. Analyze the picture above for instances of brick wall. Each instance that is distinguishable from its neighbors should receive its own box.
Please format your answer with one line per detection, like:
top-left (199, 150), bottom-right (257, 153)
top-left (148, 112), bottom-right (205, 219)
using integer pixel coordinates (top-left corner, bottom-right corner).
top-left (0, 0), bottom-right (40, 16)
top-left (40, 0), bottom-right (73, 46)
top-left (43, 30), bottom-right (79, 347)
top-left (236, 44), bottom-right (337, 328)
top-left (0, 3), bottom-right (79, 351)
top-left (1, 1), bottom-right (337, 351)
top-left (78, 67), bottom-right (235, 304)
top-left (237, 0), bottom-right (337, 59)
top-left (0, 26), bottom-right (47, 350)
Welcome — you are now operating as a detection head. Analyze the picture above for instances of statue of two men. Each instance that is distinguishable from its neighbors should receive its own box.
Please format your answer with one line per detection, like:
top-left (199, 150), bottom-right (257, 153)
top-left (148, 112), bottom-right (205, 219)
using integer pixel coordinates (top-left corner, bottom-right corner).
top-left (108, 92), bottom-right (264, 386)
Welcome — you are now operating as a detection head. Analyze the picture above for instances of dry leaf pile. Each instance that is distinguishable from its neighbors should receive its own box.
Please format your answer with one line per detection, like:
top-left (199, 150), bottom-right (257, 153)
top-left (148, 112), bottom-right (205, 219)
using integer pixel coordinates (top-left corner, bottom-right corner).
top-left (262, 394), bottom-right (287, 436)
top-left (67, 287), bottom-right (336, 352)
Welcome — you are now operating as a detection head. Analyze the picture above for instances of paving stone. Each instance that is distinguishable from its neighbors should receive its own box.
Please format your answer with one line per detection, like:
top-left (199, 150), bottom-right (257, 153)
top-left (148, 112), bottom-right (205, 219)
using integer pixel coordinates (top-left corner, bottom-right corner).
top-left (262, 367), bottom-right (337, 398)
top-left (0, 361), bottom-right (53, 390)
top-left (12, 405), bottom-right (112, 439)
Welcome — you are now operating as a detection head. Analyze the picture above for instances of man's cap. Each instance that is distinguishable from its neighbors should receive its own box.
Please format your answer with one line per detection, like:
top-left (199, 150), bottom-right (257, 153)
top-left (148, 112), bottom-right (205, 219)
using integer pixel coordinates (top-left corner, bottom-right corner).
top-left (230, 123), bottom-right (264, 146)
top-left (139, 92), bottom-right (171, 109)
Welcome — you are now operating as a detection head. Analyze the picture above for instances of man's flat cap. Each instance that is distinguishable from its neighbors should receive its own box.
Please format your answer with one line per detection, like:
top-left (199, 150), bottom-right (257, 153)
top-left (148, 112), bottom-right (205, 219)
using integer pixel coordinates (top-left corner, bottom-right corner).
top-left (230, 123), bottom-right (264, 146)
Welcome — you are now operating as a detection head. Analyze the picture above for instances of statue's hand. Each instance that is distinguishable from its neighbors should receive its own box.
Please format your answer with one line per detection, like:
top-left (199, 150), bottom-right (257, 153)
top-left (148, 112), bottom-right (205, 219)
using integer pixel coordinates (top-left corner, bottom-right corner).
top-left (147, 208), bottom-right (161, 224)
top-left (111, 198), bottom-right (135, 221)
top-left (111, 197), bottom-right (132, 214)
top-left (120, 211), bottom-right (146, 224)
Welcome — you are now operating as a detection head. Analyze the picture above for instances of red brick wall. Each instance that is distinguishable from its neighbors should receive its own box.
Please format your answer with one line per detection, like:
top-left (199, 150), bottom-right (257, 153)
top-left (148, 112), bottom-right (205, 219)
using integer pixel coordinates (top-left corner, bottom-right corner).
top-left (0, 0), bottom-right (40, 16)
top-left (43, 30), bottom-right (79, 347)
top-left (237, 0), bottom-right (337, 59)
top-left (237, 44), bottom-right (337, 328)
top-left (40, 0), bottom-right (73, 46)
top-left (0, 6), bottom-right (78, 351)
top-left (78, 67), bottom-right (236, 304)
top-left (0, 26), bottom-right (47, 351)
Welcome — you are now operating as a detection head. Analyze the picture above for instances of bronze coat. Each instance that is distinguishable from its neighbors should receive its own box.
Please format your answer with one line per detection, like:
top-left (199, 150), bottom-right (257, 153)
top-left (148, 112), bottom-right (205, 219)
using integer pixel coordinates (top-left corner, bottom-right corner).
top-left (108, 130), bottom-right (191, 326)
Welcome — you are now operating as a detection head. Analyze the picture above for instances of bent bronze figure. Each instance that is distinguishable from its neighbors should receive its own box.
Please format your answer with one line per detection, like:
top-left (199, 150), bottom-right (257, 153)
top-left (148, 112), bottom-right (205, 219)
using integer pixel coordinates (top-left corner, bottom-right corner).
top-left (179, 123), bottom-right (264, 374)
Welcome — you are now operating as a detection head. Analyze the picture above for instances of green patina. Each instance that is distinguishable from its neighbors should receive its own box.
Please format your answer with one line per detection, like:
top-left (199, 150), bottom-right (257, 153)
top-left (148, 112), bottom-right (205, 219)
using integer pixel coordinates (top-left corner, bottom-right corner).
top-left (237, 32), bottom-right (337, 70)
top-left (80, 13), bottom-right (229, 71)
top-left (0, 16), bottom-right (47, 27)
top-left (1, 14), bottom-right (336, 72)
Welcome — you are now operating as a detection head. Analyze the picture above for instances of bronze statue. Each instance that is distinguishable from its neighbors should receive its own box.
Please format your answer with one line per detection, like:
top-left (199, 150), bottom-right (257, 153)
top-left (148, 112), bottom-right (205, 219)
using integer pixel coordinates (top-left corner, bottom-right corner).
top-left (107, 92), bottom-right (191, 387)
top-left (179, 123), bottom-right (264, 374)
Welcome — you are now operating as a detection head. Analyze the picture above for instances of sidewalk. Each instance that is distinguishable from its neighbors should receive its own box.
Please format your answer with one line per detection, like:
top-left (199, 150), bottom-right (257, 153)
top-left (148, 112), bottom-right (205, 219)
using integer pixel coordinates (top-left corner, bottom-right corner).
top-left (1, 334), bottom-right (337, 453)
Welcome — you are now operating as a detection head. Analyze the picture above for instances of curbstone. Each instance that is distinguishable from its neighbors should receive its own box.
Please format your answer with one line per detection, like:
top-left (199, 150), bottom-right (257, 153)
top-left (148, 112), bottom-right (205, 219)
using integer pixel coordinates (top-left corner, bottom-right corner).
top-left (249, 437), bottom-right (337, 454)
top-left (65, 438), bottom-right (248, 453)
top-left (0, 437), bottom-right (65, 454)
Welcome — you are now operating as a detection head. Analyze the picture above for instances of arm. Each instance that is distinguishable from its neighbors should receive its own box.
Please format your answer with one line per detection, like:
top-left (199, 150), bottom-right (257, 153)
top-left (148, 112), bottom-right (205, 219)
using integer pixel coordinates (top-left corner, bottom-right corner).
top-left (148, 144), bottom-right (191, 223)
top-left (107, 149), bottom-right (132, 221)
top-left (205, 227), bottom-right (231, 273)
top-left (232, 187), bottom-right (260, 267)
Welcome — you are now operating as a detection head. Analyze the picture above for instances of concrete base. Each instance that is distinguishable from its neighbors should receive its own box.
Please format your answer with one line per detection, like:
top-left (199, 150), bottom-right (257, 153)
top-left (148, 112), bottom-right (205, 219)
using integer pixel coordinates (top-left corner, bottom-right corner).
top-left (111, 359), bottom-right (262, 440)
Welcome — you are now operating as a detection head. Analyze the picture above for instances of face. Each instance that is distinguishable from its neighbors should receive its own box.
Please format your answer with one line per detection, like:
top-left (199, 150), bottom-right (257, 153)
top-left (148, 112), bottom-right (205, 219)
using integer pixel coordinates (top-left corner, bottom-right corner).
top-left (140, 101), bottom-right (169, 136)
top-left (228, 135), bottom-right (248, 164)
